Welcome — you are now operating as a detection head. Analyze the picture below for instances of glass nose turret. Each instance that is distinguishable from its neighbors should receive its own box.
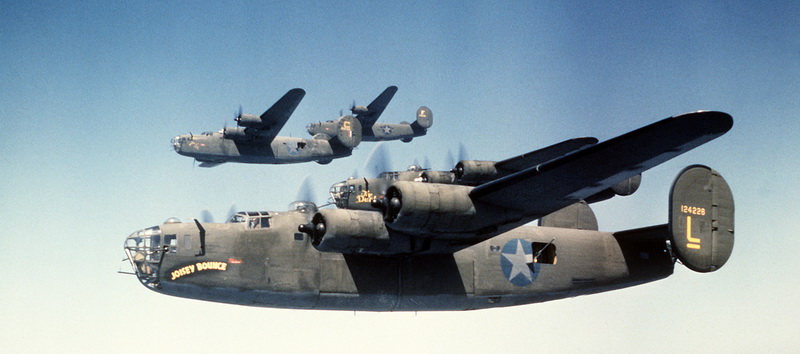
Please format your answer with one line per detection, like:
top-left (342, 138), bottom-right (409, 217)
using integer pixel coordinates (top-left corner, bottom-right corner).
top-left (123, 225), bottom-right (169, 289)
top-left (171, 135), bottom-right (183, 152)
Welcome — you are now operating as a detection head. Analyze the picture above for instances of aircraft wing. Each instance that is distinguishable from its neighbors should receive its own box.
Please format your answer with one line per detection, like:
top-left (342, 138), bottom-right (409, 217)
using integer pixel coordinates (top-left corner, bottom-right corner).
top-left (470, 111), bottom-right (733, 217)
top-left (494, 137), bottom-right (598, 173)
top-left (255, 88), bottom-right (306, 141)
top-left (359, 86), bottom-right (398, 128)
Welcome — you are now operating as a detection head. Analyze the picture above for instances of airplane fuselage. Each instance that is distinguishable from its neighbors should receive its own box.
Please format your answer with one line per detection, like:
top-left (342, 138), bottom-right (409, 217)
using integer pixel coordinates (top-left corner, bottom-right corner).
top-left (171, 132), bottom-right (351, 165)
top-left (125, 212), bottom-right (674, 311)
top-left (362, 122), bottom-right (426, 142)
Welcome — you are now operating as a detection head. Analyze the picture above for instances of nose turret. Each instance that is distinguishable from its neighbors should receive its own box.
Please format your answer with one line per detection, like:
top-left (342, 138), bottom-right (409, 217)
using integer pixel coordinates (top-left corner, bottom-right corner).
top-left (123, 225), bottom-right (171, 289)
top-left (171, 135), bottom-right (188, 154)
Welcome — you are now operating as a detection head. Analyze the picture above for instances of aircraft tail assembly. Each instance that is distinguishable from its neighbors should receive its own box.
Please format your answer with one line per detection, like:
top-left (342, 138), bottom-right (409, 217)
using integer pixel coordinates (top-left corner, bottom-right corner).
top-left (327, 115), bottom-right (362, 149)
top-left (612, 164), bottom-right (734, 278)
top-left (668, 165), bottom-right (734, 272)
top-left (410, 106), bottom-right (433, 133)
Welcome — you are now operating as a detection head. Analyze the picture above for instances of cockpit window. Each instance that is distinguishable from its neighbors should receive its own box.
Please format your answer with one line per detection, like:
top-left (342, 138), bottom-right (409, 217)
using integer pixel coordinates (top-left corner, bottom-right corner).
top-left (227, 211), bottom-right (273, 229)
top-left (227, 214), bottom-right (247, 223)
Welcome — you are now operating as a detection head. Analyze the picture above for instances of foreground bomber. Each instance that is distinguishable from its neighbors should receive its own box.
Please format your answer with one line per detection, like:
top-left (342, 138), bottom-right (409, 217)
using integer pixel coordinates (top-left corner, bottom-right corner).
top-left (126, 111), bottom-right (734, 310)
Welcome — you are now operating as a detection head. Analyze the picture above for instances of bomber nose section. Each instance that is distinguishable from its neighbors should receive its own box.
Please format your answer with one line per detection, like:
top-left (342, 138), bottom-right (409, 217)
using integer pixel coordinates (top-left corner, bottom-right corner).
top-left (171, 135), bottom-right (185, 154)
top-left (123, 225), bottom-right (172, 289)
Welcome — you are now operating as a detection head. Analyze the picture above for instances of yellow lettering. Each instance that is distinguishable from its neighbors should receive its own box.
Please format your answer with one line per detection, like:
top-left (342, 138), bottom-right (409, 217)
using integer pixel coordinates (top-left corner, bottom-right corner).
top-left (686, 215), bottom-right (701, 249)
top-left (342, 121), bottom-right (351, 131)
top-left (680, 205), bottom-right (706, 216)
top-left (169, 262), bottom-right (228, 281)
top-left (355, 190), bottom-right (374, 203)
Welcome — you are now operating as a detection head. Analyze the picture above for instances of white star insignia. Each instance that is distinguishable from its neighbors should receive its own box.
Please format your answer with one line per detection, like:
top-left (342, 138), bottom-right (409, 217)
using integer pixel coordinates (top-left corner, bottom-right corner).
top-left (502, 239), bottom-right (533, 282)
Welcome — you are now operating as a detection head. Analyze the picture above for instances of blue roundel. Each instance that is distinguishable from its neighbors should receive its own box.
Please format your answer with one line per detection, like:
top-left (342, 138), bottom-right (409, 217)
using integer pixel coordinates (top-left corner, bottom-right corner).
top-left (500, 238), bottom-right (540, 286)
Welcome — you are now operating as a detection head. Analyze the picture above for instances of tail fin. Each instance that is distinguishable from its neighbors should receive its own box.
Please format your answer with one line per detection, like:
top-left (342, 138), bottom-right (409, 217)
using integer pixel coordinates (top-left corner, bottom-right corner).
top-left (411, 106), bottom-right (433, 133)
top-left (669, 165), bottom-right (734, 272)
top-left (331, 115), bottom-right (362, 149)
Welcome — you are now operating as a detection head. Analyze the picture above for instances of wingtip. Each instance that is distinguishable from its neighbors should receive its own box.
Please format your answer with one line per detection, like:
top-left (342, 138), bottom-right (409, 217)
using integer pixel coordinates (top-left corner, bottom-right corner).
top-left (675, 110), bottom-right (733, 134)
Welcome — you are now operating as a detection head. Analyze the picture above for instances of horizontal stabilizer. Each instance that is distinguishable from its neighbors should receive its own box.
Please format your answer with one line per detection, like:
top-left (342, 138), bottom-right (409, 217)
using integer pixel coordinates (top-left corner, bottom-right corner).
top-left (669, 165), bottom-right (734, 272)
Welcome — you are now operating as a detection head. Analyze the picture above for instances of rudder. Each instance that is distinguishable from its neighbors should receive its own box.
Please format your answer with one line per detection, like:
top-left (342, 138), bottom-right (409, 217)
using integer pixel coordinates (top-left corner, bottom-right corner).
top-left (414, 106), bottom-right (433, 130)
top-left (335, 115), bottom-right (362, 148)
top-left (669, 165), bottom-right (734, 272)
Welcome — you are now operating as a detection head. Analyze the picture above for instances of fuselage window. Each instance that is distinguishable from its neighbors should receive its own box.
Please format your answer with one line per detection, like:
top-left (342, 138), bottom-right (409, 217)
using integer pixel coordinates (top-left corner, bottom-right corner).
top-left (165, 234), bottom-right (177, 253)
top-left (531, 242), bottom-right (557, 264)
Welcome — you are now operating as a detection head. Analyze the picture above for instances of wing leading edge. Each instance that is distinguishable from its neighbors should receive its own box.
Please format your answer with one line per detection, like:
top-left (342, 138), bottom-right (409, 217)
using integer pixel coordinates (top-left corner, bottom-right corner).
top-left (470, 111), bottom-right (733, 217)
top-left (494, 137), bottom-right (599, 174)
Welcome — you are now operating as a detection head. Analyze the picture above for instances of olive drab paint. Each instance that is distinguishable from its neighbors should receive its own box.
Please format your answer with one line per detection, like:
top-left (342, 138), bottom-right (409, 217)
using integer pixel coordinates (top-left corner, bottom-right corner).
top-left (125, 111), bottom-right (735, 311)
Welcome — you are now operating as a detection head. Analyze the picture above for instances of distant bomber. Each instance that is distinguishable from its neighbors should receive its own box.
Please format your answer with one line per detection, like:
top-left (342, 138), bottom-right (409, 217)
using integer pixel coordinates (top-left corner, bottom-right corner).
top-left (171, 89), bottom-right (361, 167)
top-left (306, 86), bottom-right (432, 143)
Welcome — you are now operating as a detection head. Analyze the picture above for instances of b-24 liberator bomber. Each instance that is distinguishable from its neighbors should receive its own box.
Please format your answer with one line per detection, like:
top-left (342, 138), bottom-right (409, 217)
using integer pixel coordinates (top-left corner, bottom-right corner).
top-left (171, 88), bottom-right (362, 167)
top-left (125, 111), bottom-right (734, 311)
top-left (327, 137), bottom-right (642, 212)
top-left (306, 86), bottom-right (433, 143)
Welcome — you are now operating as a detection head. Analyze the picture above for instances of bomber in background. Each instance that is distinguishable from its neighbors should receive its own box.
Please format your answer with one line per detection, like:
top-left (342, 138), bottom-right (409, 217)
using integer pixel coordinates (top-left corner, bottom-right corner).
top-left (306, 86), bottom-right (433, 143)
top-left (127, 111), bottom-right (734, 311)
top-left (171, 89), bottom-right (362, 167)
top-left (327, 137), bottom-right (641, 212)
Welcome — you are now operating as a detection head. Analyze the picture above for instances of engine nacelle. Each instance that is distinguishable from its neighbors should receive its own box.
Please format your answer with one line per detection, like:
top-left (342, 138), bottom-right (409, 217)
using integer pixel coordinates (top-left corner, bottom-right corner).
top-left (419, 171), bottom-right (456, 184)
top-left (235, 113), bottom-right (261, 127)
top-left (302, 209), bottom-right (390, 254)
top-left (378, 182), bottom-right (476, 233)
top-left (612, 174), bottom-right (641, 196)
top-left (351, 105), bottom-right (369, 115)
top-left (223, 126), bottom-right (249, 140)
top-left (585, 174), bottom-right (643, 204)
top-left (454, 160), bottom-right (498, 185)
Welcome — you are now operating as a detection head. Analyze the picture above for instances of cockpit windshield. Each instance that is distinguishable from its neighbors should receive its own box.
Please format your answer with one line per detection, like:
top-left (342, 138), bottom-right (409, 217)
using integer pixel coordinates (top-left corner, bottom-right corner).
top-left (329, 181), bottom-right (347, 199)
top-left (329, 181), bottom-right (351, 208)
top-left (226, 211), bottom-right (272, 229)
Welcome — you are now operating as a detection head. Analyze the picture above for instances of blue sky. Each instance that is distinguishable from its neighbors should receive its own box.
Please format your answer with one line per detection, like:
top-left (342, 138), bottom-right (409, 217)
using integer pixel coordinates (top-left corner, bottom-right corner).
top-left (2, 1), bottom-right (798, 352)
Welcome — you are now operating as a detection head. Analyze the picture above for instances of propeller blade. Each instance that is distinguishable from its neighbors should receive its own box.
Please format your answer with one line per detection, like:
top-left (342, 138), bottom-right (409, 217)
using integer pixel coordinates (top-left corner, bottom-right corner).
top-left (201, 210), bottom-right (214, 223)
top-left (226, 204), bottom-right (238, 222)
top-left (458, 142), bottom-right (470, 162)
top-left (295, 175), bottom-right (316, 203)
top-left (445, 149), bottom-right (455, 169)
top-left (364, 142), bottom-right (391, 177)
